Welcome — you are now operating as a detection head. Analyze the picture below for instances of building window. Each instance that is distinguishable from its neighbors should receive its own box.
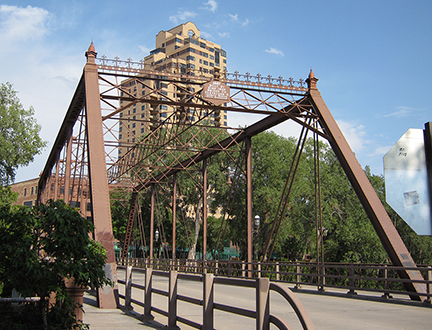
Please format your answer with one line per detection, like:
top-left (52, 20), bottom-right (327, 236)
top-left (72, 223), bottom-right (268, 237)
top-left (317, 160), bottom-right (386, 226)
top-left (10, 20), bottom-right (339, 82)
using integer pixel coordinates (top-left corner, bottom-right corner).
top-left (186, 55), bottom-right (195, 61)
top-left (161, 112), bottom-right (167, 118)
top-left (24, 188), bottom-right (27, 196)
top-left (132, 123), bottom-right (136, 128)
top-left (141, 128), bottom-right (145, 133)
top-left (31, 187), bottom-right (34, 195)
top-left (133, 108), bottom-right (136, 113)
top-left (119, 134), bottom-right (122, 139)
top-left (200, 42), bottom-right (206, 48)
top-left (160, 105), bottom-right (168, 110)
top-left (24, 201), bottom-right (33, 208)
top-left (203, 61), bottom-right (208, 66)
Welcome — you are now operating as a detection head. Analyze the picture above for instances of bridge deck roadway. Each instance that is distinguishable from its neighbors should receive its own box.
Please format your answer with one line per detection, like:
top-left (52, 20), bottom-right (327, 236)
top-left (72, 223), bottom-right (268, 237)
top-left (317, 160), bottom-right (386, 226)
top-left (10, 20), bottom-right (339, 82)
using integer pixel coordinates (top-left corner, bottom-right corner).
top-left (83, 270), bottom-right (432, 329)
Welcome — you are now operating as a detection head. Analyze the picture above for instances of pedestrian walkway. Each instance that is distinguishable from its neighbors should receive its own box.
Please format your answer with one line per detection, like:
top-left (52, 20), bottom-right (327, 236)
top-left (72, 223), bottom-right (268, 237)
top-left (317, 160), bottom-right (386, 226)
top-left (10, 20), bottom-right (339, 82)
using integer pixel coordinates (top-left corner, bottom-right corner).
top-left (82, 285), bottom-right (432, 330)
top-left (82, 292), bottom-right (163, 330)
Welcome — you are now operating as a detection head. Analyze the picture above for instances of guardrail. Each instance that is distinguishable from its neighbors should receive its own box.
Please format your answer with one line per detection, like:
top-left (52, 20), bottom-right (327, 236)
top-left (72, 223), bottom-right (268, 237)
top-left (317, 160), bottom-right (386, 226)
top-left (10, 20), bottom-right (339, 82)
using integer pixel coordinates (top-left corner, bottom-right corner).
top-left (118, 258), bottom-right (432, 302)
top-left (117, 265), bottom-right (315, 330)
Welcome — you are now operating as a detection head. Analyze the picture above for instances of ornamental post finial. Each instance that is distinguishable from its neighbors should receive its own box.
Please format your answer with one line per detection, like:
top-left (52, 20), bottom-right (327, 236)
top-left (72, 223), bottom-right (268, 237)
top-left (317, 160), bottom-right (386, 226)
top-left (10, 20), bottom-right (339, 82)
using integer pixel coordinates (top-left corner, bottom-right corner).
top-left (85, 41), bottom-right (97, 63)
top-left (306, 69), bottom-right (318, 90)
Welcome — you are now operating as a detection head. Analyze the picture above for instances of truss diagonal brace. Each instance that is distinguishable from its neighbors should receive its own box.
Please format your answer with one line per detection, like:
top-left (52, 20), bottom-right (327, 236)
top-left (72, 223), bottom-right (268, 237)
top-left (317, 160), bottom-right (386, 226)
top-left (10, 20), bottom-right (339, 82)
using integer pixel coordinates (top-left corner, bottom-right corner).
top-left (133, 97), bottom-right (309, 192)
top-left (308, 88), bottom-right (427, 300)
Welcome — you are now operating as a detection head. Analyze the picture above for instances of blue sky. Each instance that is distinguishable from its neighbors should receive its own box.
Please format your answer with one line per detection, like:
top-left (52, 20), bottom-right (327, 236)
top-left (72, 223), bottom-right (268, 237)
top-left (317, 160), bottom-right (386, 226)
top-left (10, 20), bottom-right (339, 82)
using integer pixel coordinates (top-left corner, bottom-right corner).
top-left (1, 0), bottom-right (431, 182)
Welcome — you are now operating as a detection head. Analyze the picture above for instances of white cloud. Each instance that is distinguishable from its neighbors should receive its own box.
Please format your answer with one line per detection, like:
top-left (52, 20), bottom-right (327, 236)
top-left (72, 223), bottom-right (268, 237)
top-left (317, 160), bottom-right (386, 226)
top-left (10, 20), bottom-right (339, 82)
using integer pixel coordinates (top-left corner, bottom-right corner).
top-left (201, 31), bottom-right (214, 40)
top-left (229, 13), bottom-right (238, 21)
top-left (138, 45), bottom-right (151, 54)
top-left (169, 10), bottom-right (197, 24)
top-left (218, 32), bottom-right (230, 38)
top-left (382, 106), bottom-right (414, 118)
top-left (265, 47), bottom-right (284, 56)
top-left (203, 0), bottom-right (218, 13)
top-left (229, 14), bottom-right (249, 26)
top-left (0, 5), bottom-right (51, 42)
top-left (368, 145), bottom-right (392, 157)
top-left (336, 120), bottom-right (367, 154)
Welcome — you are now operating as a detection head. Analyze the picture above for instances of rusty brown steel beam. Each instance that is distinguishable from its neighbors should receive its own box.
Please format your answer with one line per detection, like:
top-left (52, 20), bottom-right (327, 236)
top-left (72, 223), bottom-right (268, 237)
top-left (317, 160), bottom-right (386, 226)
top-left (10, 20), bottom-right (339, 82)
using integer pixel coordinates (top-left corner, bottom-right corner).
top-left (37, 75), bottom-right (85, 202)
top-left (84, 45), bottom-right (118, 308)
top-left (132, 97), bottom-right (309, 192)
top-left (172, 173), bottom-right (177, 260)
top-left (203, 159), bottom-right (208, 268)
top-left (306, 73), bottom-right (427, 300)
top-left (246, 136), bottom-right (253, 277)
top-left (122, 192), bottom-right (138, 260)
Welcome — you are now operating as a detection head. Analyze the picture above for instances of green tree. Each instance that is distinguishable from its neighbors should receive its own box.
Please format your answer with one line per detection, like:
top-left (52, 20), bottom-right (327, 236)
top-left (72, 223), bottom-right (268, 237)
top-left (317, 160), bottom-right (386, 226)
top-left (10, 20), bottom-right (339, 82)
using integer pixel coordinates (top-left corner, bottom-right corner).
top-left (0, 199), bottom-right (112, 329)
top-left (0, 82), bottom-right (46, 185)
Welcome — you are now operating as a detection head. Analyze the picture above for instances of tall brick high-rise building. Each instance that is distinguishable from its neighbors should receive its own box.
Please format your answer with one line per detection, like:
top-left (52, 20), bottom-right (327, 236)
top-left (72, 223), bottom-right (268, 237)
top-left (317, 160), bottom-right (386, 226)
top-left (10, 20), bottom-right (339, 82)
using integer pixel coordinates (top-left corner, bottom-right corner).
top-left (118, 22), bottom-right (228, 158)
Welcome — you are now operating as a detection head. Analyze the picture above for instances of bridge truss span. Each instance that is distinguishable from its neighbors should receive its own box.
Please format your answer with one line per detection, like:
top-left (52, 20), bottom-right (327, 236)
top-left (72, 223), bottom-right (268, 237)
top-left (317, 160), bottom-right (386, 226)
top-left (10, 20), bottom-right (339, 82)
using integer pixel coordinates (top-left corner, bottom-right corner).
top-left (37, 43), bottom-right (426, 308)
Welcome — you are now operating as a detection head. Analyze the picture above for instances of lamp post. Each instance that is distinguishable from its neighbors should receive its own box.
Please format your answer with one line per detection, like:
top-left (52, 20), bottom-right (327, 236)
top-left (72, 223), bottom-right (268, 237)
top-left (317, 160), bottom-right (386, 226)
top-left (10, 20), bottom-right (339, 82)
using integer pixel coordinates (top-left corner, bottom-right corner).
top-left (155, 229), bottom-right (159, 261)
top-left (254, 215), bottom-right (260, 260)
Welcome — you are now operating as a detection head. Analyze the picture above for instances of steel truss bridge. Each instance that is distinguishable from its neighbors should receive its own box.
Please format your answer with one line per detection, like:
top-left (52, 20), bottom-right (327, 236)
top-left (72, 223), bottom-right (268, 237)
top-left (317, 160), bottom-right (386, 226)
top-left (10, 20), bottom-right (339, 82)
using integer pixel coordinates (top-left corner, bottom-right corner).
top-left (37, 43), bottom-right (426, 308)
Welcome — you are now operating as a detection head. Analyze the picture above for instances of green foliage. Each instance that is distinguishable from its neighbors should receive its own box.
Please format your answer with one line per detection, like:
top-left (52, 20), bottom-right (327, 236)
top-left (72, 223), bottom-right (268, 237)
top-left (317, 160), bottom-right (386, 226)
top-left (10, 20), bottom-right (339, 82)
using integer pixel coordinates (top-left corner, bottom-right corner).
top-left (0, 185), bottom-right (18, 208)
top-left (0, 82), bottom-right (47, 185)
top-left (111, 126), bottom-right (432, 266)
top-left (0, 199), bottom-right (111, 329)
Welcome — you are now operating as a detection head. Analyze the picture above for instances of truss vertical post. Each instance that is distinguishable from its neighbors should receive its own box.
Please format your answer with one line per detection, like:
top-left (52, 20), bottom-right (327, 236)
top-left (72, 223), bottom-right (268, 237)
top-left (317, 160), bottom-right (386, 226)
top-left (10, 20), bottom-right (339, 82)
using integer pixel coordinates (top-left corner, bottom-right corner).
top-left (307, 71), bottom-right (426, 300)
top-left (172, 173), bottom-right (177, 260)
top-left (246, 136), bottom-right (253, 277)
top-left (84, 45), bottom-right (118, 308)
top-left (54, 161), bottom-right (60, 200)
top-left (64, 130), bottom-right (72, 203)
top-left (203, 159), bottom-right (208, 269)
top-left (150, 184), bottom-right (155, 264)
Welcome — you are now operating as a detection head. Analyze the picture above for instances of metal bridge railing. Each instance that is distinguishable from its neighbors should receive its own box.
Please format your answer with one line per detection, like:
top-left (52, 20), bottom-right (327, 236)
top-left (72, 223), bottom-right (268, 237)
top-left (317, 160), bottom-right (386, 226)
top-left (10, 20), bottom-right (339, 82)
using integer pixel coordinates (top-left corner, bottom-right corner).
top-left (117, 265), bottom-right (315, 330)
top-left (118, 258), bottom-right (432, 302)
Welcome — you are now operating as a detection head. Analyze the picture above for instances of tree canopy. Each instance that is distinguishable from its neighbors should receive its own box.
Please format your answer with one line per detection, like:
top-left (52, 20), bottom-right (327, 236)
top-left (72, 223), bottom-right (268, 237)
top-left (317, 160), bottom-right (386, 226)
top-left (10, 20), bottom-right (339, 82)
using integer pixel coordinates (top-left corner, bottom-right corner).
top-left (110, 128), bottom-right (432, 265)
top-left (0, 82), bottom-right (46, 185)
top-left (0, 200), bottom-right (111, 328)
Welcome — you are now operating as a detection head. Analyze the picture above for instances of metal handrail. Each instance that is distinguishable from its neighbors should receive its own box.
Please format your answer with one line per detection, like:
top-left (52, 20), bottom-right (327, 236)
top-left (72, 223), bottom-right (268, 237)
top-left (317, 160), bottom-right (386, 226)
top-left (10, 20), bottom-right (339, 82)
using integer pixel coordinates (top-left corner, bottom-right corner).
top-left (117, 265), bottom-right (315, 330)
top-left (118, 258), bottom-right (432, 302)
